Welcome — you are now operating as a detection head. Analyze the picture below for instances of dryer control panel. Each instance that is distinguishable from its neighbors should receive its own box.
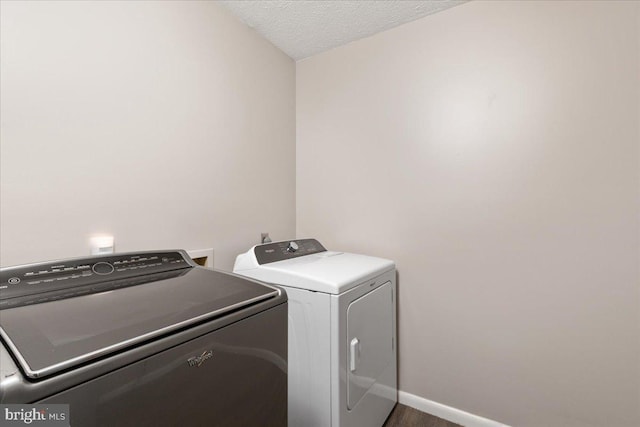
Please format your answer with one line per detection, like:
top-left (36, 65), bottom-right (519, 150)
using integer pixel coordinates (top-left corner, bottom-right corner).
top-left (254, 239), bottom-right (326, 265)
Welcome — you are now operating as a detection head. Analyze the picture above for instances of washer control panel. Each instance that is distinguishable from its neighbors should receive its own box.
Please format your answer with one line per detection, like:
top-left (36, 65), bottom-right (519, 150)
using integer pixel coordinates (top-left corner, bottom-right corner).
top-left (0, 251), bottom-right (192, 307)
top-left (254, 239), bottom-right (326, 265)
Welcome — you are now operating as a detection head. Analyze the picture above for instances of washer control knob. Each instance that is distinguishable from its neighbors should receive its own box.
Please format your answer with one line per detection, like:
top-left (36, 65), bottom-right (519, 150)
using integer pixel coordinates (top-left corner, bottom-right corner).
top-left (286, 241), bottom-right (299, 253)
top-left (92, 262), bottom-right (115, 275)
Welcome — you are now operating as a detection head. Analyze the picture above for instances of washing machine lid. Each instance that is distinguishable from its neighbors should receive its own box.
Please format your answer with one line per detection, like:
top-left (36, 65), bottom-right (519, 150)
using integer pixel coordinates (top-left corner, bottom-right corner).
top-left (234, 240), bottom-right (394, 294)
top-left (0, 251), bottom-right (279, 379)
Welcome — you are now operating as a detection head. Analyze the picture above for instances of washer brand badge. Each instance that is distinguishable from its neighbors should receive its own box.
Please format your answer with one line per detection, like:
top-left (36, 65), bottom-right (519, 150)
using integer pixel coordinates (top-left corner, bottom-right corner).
top-left (187, 350), bottom-right (213, 367)
top-left (0, 404), bottom-right (69, 426)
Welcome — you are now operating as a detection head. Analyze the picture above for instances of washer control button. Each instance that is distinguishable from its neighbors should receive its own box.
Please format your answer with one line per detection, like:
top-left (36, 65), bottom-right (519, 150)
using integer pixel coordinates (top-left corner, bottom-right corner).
top-left (92, 262), bottom-right (115, 275)
top-left (286, 241), bottom-right (299, 253)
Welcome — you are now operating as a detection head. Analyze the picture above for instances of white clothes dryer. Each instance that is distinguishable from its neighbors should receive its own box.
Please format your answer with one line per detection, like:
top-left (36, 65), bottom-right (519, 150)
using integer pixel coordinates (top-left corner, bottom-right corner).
top-left (234, 239), bottom-right (397, 427)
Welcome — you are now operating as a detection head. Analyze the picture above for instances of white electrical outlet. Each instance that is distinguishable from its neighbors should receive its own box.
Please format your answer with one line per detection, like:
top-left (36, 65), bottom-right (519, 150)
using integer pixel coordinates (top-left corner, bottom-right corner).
top-left (90, 235), bottom-right (114, 255)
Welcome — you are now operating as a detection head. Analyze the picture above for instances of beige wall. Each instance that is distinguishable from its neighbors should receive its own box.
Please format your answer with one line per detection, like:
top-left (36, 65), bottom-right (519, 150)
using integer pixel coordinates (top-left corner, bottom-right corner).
top-left (2, 1), bottom-right (639, 425)
top-left (0, 1), bottom-right (295, 270)
top-left (297, 1), bottom-right (639, 426)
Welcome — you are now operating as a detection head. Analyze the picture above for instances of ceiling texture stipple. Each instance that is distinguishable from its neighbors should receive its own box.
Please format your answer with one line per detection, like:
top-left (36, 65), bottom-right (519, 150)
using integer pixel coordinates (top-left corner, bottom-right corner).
top-left (219, 0), bottom-right (468, 60)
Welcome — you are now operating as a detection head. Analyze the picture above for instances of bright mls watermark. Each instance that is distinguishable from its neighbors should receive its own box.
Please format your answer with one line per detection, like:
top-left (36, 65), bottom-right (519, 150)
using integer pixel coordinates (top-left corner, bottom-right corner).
top-left (0, 405), bottom-right (69, 426)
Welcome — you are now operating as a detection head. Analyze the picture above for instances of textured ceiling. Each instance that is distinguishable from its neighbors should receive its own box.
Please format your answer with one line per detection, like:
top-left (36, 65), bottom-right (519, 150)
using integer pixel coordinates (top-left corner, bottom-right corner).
top-left (219, 0), bottom-right (467, 60)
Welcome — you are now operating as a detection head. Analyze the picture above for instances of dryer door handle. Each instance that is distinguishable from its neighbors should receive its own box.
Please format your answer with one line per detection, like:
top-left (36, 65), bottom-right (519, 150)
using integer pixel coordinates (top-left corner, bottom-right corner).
top-left (350, 337), bottom-right (360, 372)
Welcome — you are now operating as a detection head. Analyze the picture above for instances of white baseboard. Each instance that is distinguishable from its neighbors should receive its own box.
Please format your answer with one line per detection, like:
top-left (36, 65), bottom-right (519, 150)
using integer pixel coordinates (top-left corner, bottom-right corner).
top-left (398, 391), bottom-right (511, 427)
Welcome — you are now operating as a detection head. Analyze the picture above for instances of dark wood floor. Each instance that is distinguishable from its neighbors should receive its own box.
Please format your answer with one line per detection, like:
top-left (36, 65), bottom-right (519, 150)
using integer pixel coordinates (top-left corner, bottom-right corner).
top-left (383, 404), bottom-right (463, 427)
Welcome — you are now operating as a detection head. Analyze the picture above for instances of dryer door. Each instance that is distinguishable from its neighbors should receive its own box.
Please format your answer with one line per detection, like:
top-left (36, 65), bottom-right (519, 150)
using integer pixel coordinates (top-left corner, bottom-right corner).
top-left (346, 281), bottom-right (394, 409)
